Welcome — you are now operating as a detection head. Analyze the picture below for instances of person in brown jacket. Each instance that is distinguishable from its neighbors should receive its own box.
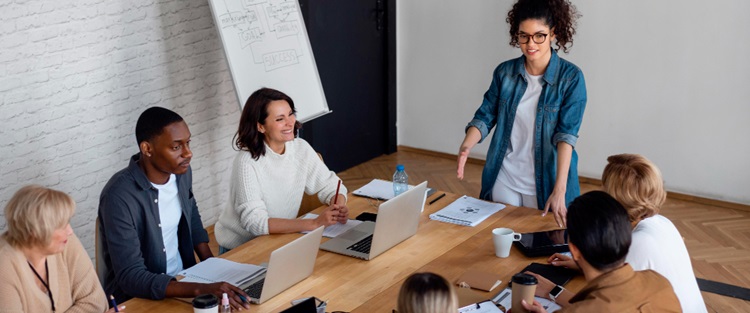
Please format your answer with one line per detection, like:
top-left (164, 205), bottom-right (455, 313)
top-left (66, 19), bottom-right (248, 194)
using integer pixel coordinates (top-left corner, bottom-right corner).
top-left (522, 191), bottom-right (681, 313)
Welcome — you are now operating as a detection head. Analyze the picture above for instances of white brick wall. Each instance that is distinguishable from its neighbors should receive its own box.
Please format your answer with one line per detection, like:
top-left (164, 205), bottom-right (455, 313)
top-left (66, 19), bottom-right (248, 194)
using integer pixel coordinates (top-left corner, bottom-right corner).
top-left (0, 0), bottom-right (241, 259)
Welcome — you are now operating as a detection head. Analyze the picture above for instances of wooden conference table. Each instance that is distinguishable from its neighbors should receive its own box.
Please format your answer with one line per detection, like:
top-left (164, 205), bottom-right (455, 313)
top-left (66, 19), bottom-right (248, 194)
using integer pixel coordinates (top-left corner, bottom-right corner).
top-left (123, 191), bottom-right (585, 312)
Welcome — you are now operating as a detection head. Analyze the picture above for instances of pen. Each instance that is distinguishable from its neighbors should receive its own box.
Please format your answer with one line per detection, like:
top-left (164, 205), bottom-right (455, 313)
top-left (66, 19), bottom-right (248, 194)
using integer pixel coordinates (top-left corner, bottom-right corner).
top-left (238, 294), bottom-right (249, 304)
top-left (333, 180), bottom-right (342, 205)
top-left (429, 193), bottom-right (446, 205)
top-left (109, 295), bottom-right (119, 312)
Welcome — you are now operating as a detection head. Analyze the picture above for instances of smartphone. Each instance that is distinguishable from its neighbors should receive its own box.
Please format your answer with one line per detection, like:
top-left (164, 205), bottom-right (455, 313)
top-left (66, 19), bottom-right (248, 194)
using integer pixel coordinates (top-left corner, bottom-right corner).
top-left (356, 212), bottom-right (377, 222)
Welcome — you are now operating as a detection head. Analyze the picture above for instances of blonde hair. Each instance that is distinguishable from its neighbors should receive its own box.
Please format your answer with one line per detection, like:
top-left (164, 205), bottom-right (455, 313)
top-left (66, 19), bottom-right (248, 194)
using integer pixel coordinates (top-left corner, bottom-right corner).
top-left (3, 185), bottom-right (76, 249)
top-left (397, 272), bottom-right (458, 313)
top-left (602, 154), bottom-right (666, 222)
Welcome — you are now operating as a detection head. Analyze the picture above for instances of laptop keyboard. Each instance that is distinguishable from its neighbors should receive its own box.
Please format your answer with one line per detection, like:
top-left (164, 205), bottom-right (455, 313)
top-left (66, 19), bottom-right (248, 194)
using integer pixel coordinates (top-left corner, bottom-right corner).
top-left (243, 277), bottom-right (265, 299)
top-left (346, 235), bottom-right (373, 254)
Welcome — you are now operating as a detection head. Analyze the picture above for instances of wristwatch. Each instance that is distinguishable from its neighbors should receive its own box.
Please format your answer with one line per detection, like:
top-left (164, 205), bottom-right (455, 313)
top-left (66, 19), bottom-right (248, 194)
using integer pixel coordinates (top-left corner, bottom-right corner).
top-left (549, 285), bottom-right (565, 301)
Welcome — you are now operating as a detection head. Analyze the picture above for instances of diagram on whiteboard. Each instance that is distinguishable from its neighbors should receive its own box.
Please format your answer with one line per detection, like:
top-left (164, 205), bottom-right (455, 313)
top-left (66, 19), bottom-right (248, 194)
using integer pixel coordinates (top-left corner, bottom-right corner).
top-left (208, 0), bottom-right (330, 122)
top-left (216, 0), bottom-right (304, 72)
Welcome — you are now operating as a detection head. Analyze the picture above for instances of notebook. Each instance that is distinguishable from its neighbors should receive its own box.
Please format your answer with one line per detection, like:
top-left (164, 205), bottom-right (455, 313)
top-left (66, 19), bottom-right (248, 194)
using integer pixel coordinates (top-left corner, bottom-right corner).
top-left (455, 269), bottom-right (503, 292)
top-left (241, 226), bottom-right (324, 304)
top-left (429, 195), bottom-right (505, 227)
top-left (319, 181), bottom-right (428, 260)
top-left (517, 262), bottom-right (578, 287)
top-left (352, 179), bottom-right (435, 201)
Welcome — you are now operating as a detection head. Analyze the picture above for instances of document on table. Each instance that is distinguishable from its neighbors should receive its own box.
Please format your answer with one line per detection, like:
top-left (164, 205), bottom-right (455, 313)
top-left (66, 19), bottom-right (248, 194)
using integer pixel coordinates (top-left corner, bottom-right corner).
top-left (352, 179), bottom-right (435, 201)
top-left (459, 300), bottom-right (504, 313)
top-left (491, 287), bottom-right (561, 312)
top-left (301, 213), bottom-right (363, 238)
top-left (178, 257), bottom-right (266, 287)
top-left (429, 195), bottom-right (505, 227)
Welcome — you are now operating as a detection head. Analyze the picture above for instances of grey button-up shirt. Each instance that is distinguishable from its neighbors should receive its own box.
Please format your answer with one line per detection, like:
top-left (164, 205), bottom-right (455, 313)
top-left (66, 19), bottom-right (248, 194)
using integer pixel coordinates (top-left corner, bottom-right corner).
top-left (98, 153), bottom-right (209, 303)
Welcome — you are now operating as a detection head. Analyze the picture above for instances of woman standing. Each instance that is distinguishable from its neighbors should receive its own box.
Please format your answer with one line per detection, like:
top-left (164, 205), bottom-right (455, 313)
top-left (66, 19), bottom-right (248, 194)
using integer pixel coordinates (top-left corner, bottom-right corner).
top-left (215, 88), bottom-right (349, 252)
top-left (457, 0), bottom-right (585, 227)
top-left (0, 185), bottom-right (123, 312)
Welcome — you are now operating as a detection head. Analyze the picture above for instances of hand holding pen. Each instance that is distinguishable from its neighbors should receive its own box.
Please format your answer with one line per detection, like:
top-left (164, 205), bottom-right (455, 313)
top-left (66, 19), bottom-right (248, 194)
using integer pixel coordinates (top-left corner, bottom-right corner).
top-left (331, 180), bottom-right (349, 223)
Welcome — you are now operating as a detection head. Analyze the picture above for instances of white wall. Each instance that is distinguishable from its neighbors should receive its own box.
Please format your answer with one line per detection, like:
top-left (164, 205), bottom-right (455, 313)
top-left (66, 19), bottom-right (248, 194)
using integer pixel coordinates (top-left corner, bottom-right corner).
top-left (398, 0), bottom-right (750, 204)
top-left (0, 0), bottom-right (240, 258)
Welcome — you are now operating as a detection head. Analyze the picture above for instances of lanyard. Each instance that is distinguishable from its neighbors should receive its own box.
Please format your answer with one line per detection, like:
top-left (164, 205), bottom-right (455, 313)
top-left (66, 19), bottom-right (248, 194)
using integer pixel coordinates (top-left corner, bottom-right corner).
top-left (28, 260), bottom-right (56, 312)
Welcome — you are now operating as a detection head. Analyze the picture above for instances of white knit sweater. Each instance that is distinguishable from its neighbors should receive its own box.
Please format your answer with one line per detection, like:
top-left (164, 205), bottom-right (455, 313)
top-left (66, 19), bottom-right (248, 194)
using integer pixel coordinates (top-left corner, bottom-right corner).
top-left (215, 138), bottom-right (347, 249)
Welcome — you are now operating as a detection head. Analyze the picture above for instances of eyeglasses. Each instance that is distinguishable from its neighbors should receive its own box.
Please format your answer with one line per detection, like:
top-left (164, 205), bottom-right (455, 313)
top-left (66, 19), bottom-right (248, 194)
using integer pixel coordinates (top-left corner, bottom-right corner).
top-left (517, 33), bottom-right (549, 44)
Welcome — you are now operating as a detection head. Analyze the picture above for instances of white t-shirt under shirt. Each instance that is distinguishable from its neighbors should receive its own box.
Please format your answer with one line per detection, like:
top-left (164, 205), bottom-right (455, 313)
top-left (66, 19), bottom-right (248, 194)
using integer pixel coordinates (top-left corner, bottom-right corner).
top-left (494, 71), bottom-right (542, 197)
top-left (627, 214), bottom-right (707, 313)
top-left (151, 174), bottom-right (184, 276)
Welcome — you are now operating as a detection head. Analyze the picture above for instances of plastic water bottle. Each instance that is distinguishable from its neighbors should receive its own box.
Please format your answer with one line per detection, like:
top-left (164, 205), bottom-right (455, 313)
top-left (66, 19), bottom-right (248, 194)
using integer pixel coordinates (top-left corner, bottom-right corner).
top-left (393, 164), bottom-right (408, 197)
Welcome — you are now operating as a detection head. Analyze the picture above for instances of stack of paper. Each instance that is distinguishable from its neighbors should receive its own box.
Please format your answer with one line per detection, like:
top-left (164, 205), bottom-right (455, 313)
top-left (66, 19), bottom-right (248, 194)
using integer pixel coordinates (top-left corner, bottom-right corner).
top-left (429, 195), bottom-right (505, 227)
top-left (178, 257), bottom-right (266, 287)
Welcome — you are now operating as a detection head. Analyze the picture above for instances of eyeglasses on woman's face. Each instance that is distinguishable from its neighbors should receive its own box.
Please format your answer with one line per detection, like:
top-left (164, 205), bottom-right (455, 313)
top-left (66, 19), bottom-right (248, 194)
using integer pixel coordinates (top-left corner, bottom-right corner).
top-left (517, 32), bottom-right (549, 44)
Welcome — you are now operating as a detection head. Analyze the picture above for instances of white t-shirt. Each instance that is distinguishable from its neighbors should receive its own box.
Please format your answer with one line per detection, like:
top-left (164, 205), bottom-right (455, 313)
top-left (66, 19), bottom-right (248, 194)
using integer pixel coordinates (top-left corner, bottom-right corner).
top-left (627, 214), bottom-right (707, 313)
top-left (151, 174), bottom-right (184, 276)
top-left (495, 71), bottom-right (542, 196)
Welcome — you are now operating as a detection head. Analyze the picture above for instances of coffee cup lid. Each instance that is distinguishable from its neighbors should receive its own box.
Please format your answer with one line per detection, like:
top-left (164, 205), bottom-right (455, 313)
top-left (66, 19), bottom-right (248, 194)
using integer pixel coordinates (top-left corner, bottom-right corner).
top-left (512, 273), bottom-right (538, 285)
top-left (193, 294), bottom-right (219, 308)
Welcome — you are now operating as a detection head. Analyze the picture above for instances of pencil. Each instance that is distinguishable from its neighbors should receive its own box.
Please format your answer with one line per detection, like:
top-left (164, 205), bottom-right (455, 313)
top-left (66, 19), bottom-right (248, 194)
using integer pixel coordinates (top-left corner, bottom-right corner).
top-left (333, 180), bottom-right (342, 205)
top-left (429, 193), bottom-right (446, 205)
top-left (109, 295), bottom-right (119, 312)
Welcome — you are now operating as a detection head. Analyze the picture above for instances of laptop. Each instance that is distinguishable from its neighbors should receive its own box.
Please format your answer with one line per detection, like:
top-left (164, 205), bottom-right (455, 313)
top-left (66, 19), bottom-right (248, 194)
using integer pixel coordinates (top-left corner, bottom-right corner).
top-left (320, 181), bottom-right (428, 260)
top-left (242, 226), bottom-right (324, 304)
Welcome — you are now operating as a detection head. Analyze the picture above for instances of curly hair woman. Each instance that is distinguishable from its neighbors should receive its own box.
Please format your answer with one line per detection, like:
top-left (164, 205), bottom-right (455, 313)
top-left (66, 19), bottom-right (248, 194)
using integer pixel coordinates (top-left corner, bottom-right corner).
top-left (457, 0), bottom-right (585, 227)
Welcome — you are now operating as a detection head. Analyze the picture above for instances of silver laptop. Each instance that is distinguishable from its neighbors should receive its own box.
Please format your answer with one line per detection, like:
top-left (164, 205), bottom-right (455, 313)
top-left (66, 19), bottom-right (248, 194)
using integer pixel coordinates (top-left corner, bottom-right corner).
top-left (320, 181), bottom-right (428, 260)
top-left (242, 226), bottom-right (324, 304)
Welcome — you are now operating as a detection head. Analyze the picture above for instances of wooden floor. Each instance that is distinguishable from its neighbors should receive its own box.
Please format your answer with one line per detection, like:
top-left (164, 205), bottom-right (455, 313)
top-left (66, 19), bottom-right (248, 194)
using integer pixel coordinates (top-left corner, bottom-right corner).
top-left (207, 147), bottom-right (750, 312)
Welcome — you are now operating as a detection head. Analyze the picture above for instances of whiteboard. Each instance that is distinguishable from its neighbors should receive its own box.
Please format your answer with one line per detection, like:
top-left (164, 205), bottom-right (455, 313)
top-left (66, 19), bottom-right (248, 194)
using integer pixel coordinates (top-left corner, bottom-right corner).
top-left (207, 0), bottom-right (330, 122)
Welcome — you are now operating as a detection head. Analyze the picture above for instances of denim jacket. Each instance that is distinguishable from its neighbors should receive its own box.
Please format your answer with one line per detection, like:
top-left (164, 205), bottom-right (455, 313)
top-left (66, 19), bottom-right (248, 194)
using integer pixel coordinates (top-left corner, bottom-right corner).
top-left (466, 50), bottom-right (586, 209)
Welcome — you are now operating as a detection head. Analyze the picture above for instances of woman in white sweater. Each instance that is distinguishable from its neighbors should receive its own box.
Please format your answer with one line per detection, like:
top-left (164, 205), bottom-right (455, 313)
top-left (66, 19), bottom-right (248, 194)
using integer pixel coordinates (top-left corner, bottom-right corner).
top-left (547, 154), bottom-right (706, 312)
top-left (215, 88), bottom-right (349, 251)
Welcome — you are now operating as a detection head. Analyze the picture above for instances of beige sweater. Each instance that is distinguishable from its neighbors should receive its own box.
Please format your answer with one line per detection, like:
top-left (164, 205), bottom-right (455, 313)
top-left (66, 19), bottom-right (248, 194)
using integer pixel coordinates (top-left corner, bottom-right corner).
top-left (0, 234), bottom-right (108, 313)
top-left (215, 138), bottom-right (347, 249)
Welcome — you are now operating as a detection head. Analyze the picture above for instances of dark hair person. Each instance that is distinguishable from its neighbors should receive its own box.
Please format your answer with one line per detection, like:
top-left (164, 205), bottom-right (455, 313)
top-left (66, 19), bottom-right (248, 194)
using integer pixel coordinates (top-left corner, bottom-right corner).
top-left (457, 0), bottom-right (585, 228)
top-left (522, 191), bottom-right (681, 313)
top-left (99, 107), bottom-right (250, 310)
top-left (546, 154), bottom-right (707, 312)
top-left (215, 88), bottom-right (349, 252)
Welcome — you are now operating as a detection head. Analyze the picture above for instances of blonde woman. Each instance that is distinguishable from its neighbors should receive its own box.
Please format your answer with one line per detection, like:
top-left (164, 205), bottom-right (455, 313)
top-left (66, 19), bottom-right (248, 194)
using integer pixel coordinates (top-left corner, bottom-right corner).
top-left (397, 272), bottom-right (458, 313)
top-left (548, 154), bottom-right (706, 312)
top-left (0, 185), bottom-right (123, 312)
